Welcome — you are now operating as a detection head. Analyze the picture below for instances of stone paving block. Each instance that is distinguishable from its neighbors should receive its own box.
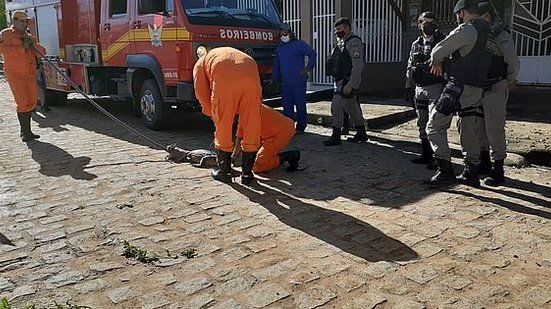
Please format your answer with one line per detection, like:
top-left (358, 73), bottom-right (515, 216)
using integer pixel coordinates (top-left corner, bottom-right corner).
top-left (35, 230), bottom-right (66, 243)
top-left (209, 299), bottom-right (243, 309)
top-left (174, 277), bottom-right (212, 295)
top-left (413, 241), bottom-right (444, 258)
top-left (404, 264), bottom-right (440, 285)
top-left (106, 286), bottom-right (141, 305)
top-left (439, 275), bottom-right (473, 290)
top-left (89, 262), bottom-right (123, 273)
top-left (343, 293), bottom-right (388, 309)
top-left (245, 240), bottom-right (277, 253)
top-left (451, 226), bottom-right (482, 239)
top-left (245, 283), bottom-right (290, 308)
top-left (181, 257), bottom-right (216, 273)
top-left (45, 271), bottom-right (86, 289)
top-left (39, 214), bottom-right (69, 225)
top-left (398, 233), bottom-right (426, 247)
top-left (362, 261), bottom-right (398, 279)
top-left (221, 247), bottom-right (250, 263)
top-left (251, 264), bottom-right (287, 282)
top-left (139, 291), bottom-right (173, 309)
top-left (37, 240), bottom-right (68, 254)
top-left (246, 225), bottom-right (274, 238)
top-left (335, 274), bottom-right (365, 292)
top-left (72, 278), bottom-right (110, 294)
top-left (7, 285), bottom-right (37, 300)
top-left (312, 256), bottom-right (350, 277)
top-left (288, 268), bottom-right (321, 286)
top-left (215, 277), bottom-right (255, 295)
top-left (183, 213), bottom-right (212, 223)
top-left (0, 277), bottom-right (15, 292)
top-left (520, 285), bottom-right (551, 305)
top-left (185, 293), bottom-right (216, 309)
top-left (42, 251), bottom-right (75, 264)
top-left (139, 216), bottom-right (165, 226)
top-left (294, 286), bottom-right (337, 309)
top-left (387, 298), bottom-right (426, 309)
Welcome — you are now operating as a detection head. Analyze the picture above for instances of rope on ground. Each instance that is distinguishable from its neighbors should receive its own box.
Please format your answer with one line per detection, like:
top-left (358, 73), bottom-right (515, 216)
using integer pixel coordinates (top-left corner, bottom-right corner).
top-left (33, 45), bottom-right (167, 151)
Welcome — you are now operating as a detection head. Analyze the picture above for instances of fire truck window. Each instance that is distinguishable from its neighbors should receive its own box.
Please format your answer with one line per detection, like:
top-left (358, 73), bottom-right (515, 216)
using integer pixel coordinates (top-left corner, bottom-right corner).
top-left (139, 0), bottom-right (169, 15)
top-left (110, 0), bottom-right (128, 17)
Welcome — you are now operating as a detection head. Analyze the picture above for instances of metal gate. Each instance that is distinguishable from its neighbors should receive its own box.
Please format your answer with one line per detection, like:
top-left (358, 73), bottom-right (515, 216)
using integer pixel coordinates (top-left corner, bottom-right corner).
top-left (281, 1), bottom-right (301, 39)
top-left (312, 0), bottom-right (335, 84)
top-left (429, 0), bottom-right (457, 30)
top-left (512, 0), bottom-right (551, 84)
top-left (353, 0), bottom-right (403, 63)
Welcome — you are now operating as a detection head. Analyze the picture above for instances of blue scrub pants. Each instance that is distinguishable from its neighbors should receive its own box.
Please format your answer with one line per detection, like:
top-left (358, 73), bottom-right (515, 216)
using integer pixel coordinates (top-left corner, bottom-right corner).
top-left (281, 82), bottom-right (308, 131)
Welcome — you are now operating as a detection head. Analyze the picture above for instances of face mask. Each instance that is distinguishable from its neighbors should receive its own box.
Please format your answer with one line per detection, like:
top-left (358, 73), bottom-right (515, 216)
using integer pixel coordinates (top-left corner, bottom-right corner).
top-left (280, 35), bottom-right (290, 43)
top-left (422, 22), bottom-right (437, 36)
top-left (335, 30), bottom-right (346, 39)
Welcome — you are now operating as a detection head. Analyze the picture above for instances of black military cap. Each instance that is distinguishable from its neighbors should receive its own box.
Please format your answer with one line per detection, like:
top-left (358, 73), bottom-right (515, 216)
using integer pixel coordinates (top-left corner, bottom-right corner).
top-left (453, 0), bottom-right (480, 14)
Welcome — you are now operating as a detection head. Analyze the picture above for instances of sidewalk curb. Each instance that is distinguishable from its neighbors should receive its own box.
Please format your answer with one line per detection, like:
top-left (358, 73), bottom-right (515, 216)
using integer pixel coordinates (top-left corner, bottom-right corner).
top-left (307, 108), bottom-right (417, 130)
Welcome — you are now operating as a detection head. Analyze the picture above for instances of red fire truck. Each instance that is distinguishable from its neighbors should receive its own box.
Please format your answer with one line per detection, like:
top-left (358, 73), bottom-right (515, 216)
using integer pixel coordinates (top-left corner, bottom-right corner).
top-left (4, 0), bottom-right (282, 129)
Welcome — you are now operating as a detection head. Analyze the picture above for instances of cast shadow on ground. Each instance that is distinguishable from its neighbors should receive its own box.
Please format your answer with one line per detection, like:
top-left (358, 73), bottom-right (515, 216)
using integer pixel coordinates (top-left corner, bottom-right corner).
top-left (0, 233), bottom-right (15, 246)
top-left (26, 140), bottom-right (97, 180)
top-left (445, 189), bottom-right (551, 220)
top-left (268, 132), bottom-right (467, 209)
top-left (231, 182), bottom-right (419, 263)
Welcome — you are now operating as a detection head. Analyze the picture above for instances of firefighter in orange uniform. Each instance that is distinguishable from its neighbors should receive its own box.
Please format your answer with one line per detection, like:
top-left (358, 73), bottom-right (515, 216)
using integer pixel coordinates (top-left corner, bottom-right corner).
top-left (233, 104), bottom-right (301, 173)
top-left (0, 11), bottom-right (46, 142)
top-left (193, 46), bottom-right (262, 185)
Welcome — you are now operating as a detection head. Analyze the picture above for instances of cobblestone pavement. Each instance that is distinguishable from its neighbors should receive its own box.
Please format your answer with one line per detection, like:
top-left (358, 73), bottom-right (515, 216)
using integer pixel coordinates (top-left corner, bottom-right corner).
top-left (1, 79), bottom-right (550, 308)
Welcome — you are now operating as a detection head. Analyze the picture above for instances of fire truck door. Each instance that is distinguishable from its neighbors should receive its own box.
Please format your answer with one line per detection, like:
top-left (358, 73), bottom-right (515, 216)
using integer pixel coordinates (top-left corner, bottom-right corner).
top-left (132, 1), bottom-right (179, 82)
top-left (99, 0), bottom-right (132, 65)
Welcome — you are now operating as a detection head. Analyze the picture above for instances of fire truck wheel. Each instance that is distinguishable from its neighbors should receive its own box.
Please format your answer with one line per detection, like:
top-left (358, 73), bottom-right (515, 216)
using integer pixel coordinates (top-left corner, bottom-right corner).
top-left (139, 79), bottom-right (169, 130)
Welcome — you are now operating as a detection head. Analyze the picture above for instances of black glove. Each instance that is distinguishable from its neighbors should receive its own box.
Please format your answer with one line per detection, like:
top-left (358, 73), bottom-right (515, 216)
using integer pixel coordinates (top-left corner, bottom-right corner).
top-left (21, 34), bottom-right (34, 50)
top-left (435, 80), bottom-right (464, 115)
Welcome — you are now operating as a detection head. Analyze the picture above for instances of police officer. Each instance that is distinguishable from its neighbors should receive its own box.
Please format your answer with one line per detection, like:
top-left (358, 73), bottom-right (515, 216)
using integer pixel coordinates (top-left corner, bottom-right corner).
top-left (405, 11), bottom-right (446, 169)
top-left (323, 17), bottom-right (367, 146)
top-left (477, 1), bottom-right (520, 186)
top-left (425, 0), bottom-right (493, 187)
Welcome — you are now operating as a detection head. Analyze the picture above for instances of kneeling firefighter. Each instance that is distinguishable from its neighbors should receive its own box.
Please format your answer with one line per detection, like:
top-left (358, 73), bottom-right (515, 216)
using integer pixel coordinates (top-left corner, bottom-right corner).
top-left (232, 104), bottom-right (301, 173)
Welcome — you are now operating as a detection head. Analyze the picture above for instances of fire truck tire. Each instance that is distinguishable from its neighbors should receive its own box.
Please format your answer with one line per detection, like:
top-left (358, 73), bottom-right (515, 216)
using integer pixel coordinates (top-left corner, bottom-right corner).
top-left (139, 79), bottom-right (169, 130)
top-left (38, 86), bottom-right (68, 106)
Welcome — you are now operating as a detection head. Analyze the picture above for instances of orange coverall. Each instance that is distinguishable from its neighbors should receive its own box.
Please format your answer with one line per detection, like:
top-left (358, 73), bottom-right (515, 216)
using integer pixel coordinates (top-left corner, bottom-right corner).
top-left (193, 47), bottom-right (262, 153)
top-left (0, 26), bottom-right (46, 113)
top-left (238, 104), bottom-right (295, 173)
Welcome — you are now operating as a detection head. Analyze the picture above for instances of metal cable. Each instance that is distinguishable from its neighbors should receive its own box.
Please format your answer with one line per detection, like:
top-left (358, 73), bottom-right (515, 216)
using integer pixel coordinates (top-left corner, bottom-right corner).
top-left (32, 45), bottom-right (168, 151)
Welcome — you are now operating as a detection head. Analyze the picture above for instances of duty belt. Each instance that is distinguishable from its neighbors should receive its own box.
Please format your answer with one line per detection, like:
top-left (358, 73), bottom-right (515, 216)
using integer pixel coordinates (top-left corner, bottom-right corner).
top-left (458, 106), bottom-right (484, 118)
top-left (483, 77), bottom-right (506, 90)
top-left (415, 99), bottom-right (430, 110)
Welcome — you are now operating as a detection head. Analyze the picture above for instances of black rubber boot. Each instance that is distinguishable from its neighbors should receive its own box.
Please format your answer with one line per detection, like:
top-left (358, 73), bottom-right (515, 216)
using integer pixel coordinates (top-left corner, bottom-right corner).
top-left (457, 162), bottom-right (480, 187)
top-left (278, 150), bottom-right (301, 171)
top-left (18, 112), bottom-right (40, 142)
top-left (241, 151), bottom-right (257, 185)
top-left (341, 112), bottom-right (350, 135)
top-left (484, 159), bottom-right (505, 186)
top-left (411, 138), bottom-right (433, 164)
top-left (478, 151), bottom-right (491, 176)
top-left (347, 126), bottom-right (368, 143)
top-left (211, 150), bottom-right (232, 183)
top-left (423, 158), bottom-right (456, 187)
top-left (323, 127), bottom-right (342, 146)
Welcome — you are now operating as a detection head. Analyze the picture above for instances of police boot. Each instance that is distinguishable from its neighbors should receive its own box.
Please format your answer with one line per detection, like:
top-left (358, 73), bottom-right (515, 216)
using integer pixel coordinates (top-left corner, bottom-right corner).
top-left (211, 149), bottom-right (232, 183)
top-left (457, 162), bottom-right (480, 187)
top-left (341, 113), bottom-right (350, 135)
top-left (411, 138), bottom-right (433, 164)
top-left (423, 158), bottom-right (456, 187)
top-left (278, 150), bottom-right (301, 172)
top-left (241, 152), bottom-right (257, 185)
top-left (18, 112), bottom-right (40, 142)
top-left (323, 127), bottom-right (342, 146)
top-left (478, 151), bottom-right (491, 176)
top-left (347, 126), bottom-right (368, 143)
top-left (484, 159), bottom-right (505, 186)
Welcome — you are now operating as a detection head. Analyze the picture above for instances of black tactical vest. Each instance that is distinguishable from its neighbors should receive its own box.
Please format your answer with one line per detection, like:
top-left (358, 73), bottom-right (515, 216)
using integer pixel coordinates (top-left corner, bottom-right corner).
top-left (410, 31), bottom-right (446, 86)
top-left (486, 23), bottom-right (509, 83)
top-left (449, 19), bottom-right (493, 87)
top-left (325, 35), bottom-right (363, 81)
